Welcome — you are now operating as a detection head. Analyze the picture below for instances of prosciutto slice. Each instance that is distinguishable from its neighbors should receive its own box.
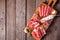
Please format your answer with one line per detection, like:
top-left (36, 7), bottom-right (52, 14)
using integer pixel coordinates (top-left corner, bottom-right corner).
top-left (39, 5), bottom-right (52, 17)
top-left (28, 19), bottom-right (40, 30)
top-left (32, 27), bottom-right (46, 39)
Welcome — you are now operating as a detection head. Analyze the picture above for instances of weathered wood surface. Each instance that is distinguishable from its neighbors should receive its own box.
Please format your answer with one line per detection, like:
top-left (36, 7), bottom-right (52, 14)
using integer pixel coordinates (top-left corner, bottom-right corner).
top-left (56, 17), bottom-right (60, 40)
top-left (0, 0), bottom-right (5, 40)
top-left (16, 0), bottom-right (26, 40)
top-left (0, 0), bottom-right (60, 40)
top-left (6, 0), bottom-right (16, 40)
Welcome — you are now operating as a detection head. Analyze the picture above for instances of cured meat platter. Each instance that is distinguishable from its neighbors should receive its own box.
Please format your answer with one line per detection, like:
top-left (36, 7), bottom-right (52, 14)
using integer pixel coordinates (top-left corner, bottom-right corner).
top-left (24, 2), bottom-right (57, 40)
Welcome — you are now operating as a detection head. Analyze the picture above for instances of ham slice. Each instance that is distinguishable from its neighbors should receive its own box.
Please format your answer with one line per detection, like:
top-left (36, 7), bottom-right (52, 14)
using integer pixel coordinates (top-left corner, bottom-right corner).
top-left (32, 27), bottom-right (46, 39)
top-left (31, 14), bottom-right (41, 22)
top-left (28, 19), bottom-right (40, 30)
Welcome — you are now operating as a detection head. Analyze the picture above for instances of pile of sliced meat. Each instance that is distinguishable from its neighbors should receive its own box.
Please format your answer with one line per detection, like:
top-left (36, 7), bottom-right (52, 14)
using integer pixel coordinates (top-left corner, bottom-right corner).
top-left (39, 4), bottom-right (52, 17)
top-left (24, 3), bottom-right (56, 40)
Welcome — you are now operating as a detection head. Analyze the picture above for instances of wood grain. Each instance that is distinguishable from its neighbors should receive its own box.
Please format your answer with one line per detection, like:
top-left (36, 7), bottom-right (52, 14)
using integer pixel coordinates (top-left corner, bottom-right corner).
top-left (2, 0), bottom-right (60, 40)
top-left (56, 17), bottom-right (60, 40)
top-left (36, 0), bottom-right (45, 8)
top-left (6, 0), bottom-right (16, 40)
top-left (16, 0), bottom-right (26, 40)
top-left (0, 0), bottom-right (5, 40)
top-left (27, 0), bottom-right (36, 40)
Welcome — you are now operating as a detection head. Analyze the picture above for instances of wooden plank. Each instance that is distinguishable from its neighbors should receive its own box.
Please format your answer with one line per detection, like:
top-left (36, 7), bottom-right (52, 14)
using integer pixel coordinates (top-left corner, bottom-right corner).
top-left (56, 17), bottom-right (60, 40)
top-left (6, 0), bottom-right (16, 40)
top-left (36, 0), bottom-right (45, 8)
top-left (0, 0), bottom-right (5, 40)
top-left (27, 0), bottom-right (36, 40)
top-left (16, 0), bottom-right (26, 40)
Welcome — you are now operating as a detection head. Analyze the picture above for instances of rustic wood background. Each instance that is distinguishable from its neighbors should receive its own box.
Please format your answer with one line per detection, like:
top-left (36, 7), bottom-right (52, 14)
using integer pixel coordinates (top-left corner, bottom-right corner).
top-left (0, 0), bottom-right (60, 40)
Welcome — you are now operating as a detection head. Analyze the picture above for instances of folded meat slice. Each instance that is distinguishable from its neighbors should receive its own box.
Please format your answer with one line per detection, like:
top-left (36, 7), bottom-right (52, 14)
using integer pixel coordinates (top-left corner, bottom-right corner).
top-left (28, 19), bottom-right (40, 31)
top-left (44, 5), bottom-right (47, 17)
top-left (32, 29), bottom-right (41, 39)
top-left (31, 14), bottom-right (41, 22)
top-left (28, 14), bottom-right (41, 31)
top-left (37, 27), bottom-right (46, 37)
top-left (32, 27), bottom-right (46, 40)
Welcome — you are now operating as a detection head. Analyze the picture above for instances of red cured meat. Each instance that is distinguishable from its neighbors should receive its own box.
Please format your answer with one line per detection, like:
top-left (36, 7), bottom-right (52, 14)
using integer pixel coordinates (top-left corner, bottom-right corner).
top-left (32, 27), bottom-right (46, 39)
top-left (32, 29), bottom-right (41, 39)
top-left (38, 27), bottom-right (46, 36)
top-left (28, 19), bottom-right (40, 30)
top-left (39, 5), bottom-right (52, 17)
top-left (44, 6), bottom-right (47, 17)
top-left (32, 14), bottom-right (41, 22)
